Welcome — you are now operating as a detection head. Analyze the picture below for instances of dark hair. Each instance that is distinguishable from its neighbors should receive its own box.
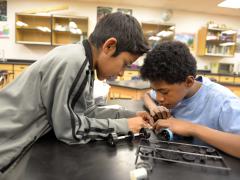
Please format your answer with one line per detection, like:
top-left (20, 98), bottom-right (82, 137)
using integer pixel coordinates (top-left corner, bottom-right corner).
top-left (89, 12), bottom-right (149, 56)
top-left (140, 41), bottom-right (197, 84)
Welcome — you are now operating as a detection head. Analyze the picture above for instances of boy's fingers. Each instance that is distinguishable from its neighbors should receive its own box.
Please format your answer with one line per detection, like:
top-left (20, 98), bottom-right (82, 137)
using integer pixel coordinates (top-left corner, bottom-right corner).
top-left (145, 113), bottom-right (153, 120)
top-left (162, 111), bottom-right (168, 119)
top-left (148, 118), bottom-right (154, 126)
top-left (143, 122), bottom-right (152, 129)
top-left (142, 114), bottom-right (154, 126)
top-left (157, 112), bottom-right (163, 119)
top-left (153, 119), bottom-right (169, 130)
top-left (166, 111), bottom-right (171, 118)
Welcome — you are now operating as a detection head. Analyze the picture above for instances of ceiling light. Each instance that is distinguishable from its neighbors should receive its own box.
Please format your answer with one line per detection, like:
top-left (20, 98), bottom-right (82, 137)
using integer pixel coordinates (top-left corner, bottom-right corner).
top-left (218, 0), bottom-right (240, 9)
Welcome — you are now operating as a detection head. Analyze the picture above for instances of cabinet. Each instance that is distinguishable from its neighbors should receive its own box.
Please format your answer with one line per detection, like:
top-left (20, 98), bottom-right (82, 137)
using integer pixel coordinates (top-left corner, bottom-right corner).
top-left (204, 74), bottom-right (219, 82)
top-left (52, 15), bottom-right (88, 46)
top-left (141, 22), bottom-right (175, 48)
top-left (197, 26), bottom-right (237, 57)
top-left (0, 64), bottom-right (14, 82)
top-left (234, 77), bottom-right (240, 84)
top-left (0, 63), bottom-right (30, 88)
top-left (14, 64), bottom-right (29, 78)
top-left (16, 13), bottom-right (52, 45)
top-left (15, 13), bottom-right (88, 46)
top-left (219, 76), bottom-right (234, 83)
top-left (119, 70), bottom-right (140, 81)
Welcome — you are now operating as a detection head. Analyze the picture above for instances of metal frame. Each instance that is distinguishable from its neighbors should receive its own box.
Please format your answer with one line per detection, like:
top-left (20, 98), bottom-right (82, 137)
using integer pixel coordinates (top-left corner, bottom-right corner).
top-left (135, 139), bottom-right (231, 172)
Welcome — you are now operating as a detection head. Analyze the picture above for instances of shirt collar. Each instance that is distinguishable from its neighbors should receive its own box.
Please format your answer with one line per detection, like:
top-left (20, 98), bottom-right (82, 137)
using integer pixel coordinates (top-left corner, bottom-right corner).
top-left (82, 40), bottom-right (93, 71)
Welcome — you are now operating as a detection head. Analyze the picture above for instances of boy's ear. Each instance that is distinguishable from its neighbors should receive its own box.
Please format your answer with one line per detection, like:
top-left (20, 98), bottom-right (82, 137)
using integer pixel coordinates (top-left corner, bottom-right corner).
top-left (185, 76), bottom-right (195, 87)
top-left (102, 37), bottom-right (117, 55)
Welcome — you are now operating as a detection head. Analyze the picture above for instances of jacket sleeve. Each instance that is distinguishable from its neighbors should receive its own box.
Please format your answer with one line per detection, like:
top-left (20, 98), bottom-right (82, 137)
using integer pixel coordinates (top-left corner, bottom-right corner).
top-left (50, 75), bottom-right (135, 144)
top-left (40, 45), bottom-right (135, 145)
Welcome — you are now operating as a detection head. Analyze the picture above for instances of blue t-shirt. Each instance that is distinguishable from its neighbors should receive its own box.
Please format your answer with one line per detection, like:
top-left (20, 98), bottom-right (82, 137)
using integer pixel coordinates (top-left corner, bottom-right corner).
top-left (149, 76), bottom-right (240, 134)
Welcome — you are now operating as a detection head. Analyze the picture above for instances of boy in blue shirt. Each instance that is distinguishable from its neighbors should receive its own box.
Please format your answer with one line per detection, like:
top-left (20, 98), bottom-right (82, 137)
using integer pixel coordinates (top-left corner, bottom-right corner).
top-left (141, 41), bottom-right (240, 158)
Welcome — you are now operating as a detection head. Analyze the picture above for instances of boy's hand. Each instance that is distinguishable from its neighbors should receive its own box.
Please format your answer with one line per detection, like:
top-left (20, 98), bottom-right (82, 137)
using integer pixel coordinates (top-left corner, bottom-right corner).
top-left (150, 106), bottom-right (171, 121)
top-left (136, 111), bottom-right (154, 126)
top-left (128, 116), bottom-right (152, 133)
top-left (153, 116), bottom-right (195, 137)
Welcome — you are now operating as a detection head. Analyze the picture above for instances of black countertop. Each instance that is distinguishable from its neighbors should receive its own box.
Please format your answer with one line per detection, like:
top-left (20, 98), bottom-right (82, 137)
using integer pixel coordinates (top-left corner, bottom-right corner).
top-left (0, 59), bottom-right (36, 65)
top-left (2, 100), bottom-right (240, 180)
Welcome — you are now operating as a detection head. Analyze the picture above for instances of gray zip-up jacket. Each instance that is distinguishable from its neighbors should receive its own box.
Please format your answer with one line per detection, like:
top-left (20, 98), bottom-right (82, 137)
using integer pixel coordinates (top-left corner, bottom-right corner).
top-left (0, 40), bottom-right (135, 172)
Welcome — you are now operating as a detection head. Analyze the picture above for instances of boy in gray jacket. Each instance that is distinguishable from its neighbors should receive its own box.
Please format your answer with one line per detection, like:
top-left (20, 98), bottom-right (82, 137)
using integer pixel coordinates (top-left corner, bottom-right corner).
top-left (0, 12), bottom-right (151, 172)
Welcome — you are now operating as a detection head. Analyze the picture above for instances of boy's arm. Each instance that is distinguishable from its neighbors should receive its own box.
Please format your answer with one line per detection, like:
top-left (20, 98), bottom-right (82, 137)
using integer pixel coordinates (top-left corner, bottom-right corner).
top-left (39, 47), bottom-right (151, 145)
top-left (143, 90), bottom-right (171, 119)
top-left (143, 90), bottom-right (158, 113)
top-left (50, 82), bottom-right (151, 144)
top-left (154, 118), bottom-right (240, 158)
top-left (192, 124), bottom-right (240, 158)
top-left (49, 73), bottom-right (153, 144)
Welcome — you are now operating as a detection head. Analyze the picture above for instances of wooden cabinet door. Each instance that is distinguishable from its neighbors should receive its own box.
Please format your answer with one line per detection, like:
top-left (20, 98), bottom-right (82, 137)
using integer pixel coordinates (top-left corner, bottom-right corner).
top-left (122, 70), bottom-right (139, 80)
top-left (0, 64), bottom-right (14, 85)
top-left (234, 77), bottom-right (240, 84)
top-left (204, 75), bottom-right (219, 82)
top-left (219, 76), bottom-right (234, 83)
top-left (14, 64), bottom-right (29, 78)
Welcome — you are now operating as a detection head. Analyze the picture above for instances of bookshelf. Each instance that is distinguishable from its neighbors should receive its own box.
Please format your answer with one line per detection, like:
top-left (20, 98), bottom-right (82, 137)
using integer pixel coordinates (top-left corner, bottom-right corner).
top-left (197, 26), bottom-right (237, 57)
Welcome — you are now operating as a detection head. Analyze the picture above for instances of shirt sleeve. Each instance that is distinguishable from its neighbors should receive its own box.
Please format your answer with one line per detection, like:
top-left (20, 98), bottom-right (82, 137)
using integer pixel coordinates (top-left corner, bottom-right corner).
top-left (219, 97), bottom-right (240, 134)
top-left (149, 89), bottom-right (157, 100)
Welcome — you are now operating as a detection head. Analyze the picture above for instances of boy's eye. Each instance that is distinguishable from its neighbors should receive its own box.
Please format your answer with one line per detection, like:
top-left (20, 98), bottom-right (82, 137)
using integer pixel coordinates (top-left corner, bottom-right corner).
top-left (124, 62), bottom-right (131, 67)
top-left (159, 91), bottom-right (169, 95)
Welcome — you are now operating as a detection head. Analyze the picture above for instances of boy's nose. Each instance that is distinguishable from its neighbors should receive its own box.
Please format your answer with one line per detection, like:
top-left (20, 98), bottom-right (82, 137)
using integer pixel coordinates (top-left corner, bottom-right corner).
top-left (156, 93), bottom-right (164, 103)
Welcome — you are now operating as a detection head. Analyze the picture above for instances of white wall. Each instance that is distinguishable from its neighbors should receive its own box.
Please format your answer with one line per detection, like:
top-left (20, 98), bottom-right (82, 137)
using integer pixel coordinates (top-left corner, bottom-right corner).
top-left (0, 0), bottom-right (240, 71)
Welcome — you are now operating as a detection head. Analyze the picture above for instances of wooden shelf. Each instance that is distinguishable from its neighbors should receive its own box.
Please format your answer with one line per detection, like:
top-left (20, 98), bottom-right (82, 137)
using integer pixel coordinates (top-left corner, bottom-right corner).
top-left (16, 41), bottom-right (51, 45)
top-left (52, 15), bottom-right (88, 45)
top-left (16, 13), bottom-right (52, 45)
top-left (141, 22), bottom-right (175, 48)
top-left (204, 53), bottom-right (234, 57)
top-left (197, 26), bottom-right (237, 57)
top-left (52, 29), bottom-right (84, 35)
top-left (15, 13), bottom-right (88, 46)
top-left (207, 27), bottom-right (229, 31)
top-left (16, 26), bottom-right (51, 32)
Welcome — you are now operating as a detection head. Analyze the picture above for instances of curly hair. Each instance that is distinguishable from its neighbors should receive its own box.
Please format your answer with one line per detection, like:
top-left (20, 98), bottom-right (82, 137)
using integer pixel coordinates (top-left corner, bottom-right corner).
top-left (140, 41), bottom-right (197, 84)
